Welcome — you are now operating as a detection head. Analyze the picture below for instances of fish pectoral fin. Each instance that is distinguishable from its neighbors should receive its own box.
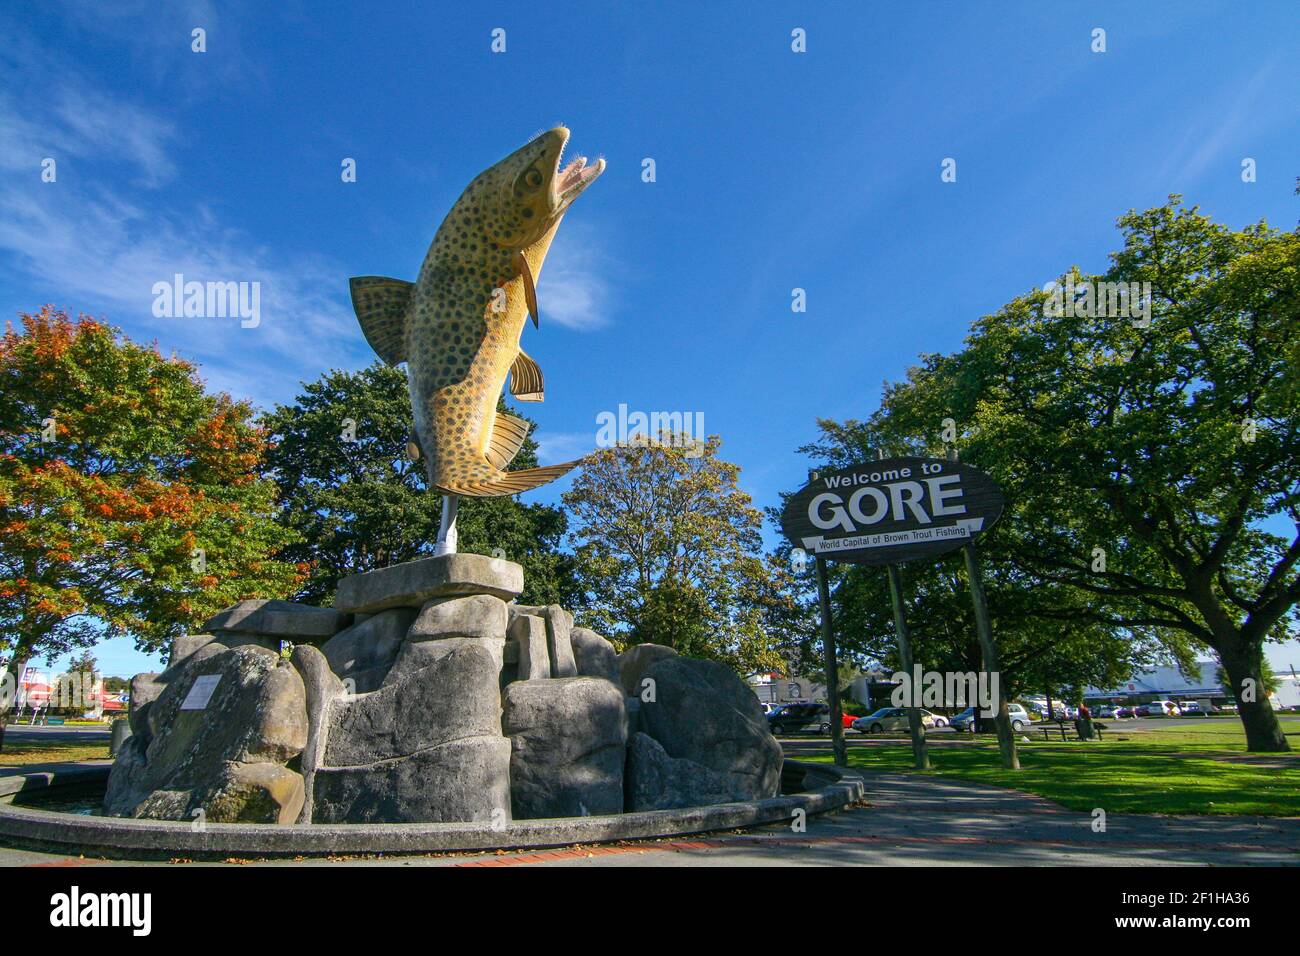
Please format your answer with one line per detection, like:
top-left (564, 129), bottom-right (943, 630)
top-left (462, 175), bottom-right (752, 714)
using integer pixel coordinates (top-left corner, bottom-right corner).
top-left (349, 276), bottom-right (413, 365)
top-left (513, 252), bottom-right (539, 328)
top-left (485, 411), bottom-right (531, 471)
top-left (509, 349), bottom-right (544, 402)
top-left (406, 428), bottom-right (422, 461)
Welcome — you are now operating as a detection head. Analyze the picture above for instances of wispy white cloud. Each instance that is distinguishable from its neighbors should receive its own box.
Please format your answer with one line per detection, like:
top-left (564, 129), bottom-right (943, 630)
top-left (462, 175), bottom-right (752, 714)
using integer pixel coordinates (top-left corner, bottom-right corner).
top-left (0, 179), bottom-right (362, 403)
top-left (1155, 57), bottom-right (1282, 187)
top-left (0, 71), bottom-right (362, 409)
top-left (0, 84), bottom-right (177, 186)
top-left (532, 429), bottom-right (594, 466)
top-left (536, 220), bottom-right (616, 332)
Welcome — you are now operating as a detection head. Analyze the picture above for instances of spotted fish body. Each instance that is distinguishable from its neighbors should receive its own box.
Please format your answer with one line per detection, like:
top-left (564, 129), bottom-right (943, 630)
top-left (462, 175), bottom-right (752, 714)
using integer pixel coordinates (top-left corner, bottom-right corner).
top-left (349, 127), bottom-right (604, 496)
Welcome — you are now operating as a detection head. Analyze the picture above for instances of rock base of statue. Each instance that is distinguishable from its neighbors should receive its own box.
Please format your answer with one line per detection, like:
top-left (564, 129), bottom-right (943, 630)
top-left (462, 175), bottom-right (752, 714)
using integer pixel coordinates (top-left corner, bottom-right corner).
top-left (104, 554), bottom-right (783, 825)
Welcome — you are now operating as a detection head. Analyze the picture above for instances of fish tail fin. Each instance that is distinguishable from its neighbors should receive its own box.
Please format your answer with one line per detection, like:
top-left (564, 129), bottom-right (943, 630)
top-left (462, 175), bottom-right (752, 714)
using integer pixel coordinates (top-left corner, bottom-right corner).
top-left (439, 459), bottom-right (581, 497)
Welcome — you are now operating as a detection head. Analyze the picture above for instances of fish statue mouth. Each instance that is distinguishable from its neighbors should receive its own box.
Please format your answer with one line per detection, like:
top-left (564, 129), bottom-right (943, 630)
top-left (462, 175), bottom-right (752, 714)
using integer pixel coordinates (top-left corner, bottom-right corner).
top-left (550, 126), bottom-right (606, 212)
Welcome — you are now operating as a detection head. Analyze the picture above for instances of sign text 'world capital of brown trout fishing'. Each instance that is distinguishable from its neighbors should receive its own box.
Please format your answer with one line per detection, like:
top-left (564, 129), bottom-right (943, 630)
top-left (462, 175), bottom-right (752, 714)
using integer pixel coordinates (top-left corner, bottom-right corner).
top-left (780, 457), bottom-right (1005, 566)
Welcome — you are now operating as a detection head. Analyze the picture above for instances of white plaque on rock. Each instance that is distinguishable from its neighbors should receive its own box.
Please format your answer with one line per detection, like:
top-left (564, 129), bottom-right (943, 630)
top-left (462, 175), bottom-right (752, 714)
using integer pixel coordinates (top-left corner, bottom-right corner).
top-left (180, 674), bottom-right (222, 711)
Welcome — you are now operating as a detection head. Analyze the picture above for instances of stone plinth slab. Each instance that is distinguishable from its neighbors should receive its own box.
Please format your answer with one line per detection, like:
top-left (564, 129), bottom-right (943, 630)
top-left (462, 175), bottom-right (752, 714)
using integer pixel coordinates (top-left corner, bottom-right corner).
top-left (335, 554), bottom-right (523, 613)
top-left (202, 600), bottom-right (344, 641)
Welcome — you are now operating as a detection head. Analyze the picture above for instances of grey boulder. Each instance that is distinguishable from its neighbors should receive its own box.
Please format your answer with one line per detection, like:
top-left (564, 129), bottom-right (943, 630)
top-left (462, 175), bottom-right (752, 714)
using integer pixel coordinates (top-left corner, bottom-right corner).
top-left (570, 627), bottom-right (620, 683)
top-left (131, 762), bottom-right (305, 826)
top-left (104, 645), bottom-right (309, 823)
top-left (291, 643), bottom-right (345, 823)
top-left (324, 642), bottom-right (501, 766)
top-left (388, 635), bottom-right (506, 684)
top-left (313, 643), bottom-right (511, 825)
top-left (312, 735), bottom-right (511, 825)
top-left (617, 642), bottom-right (678, 698)
top-left (625, 732), bottom-right (755, 811)
top-left (127, 672), bottom-right (163, 740)
top-left (509, 604), bottom-right (577, 678)
top-left (508, 614), bottom-right (551, 682)
top-left (320, 607), bottom-right (417, 694)
top-left (408, 594), bottom-right (507, 642)
top-left (502, 677), bottom-right (627, 819)
top-left (637, 656), bottom-right (781, 803)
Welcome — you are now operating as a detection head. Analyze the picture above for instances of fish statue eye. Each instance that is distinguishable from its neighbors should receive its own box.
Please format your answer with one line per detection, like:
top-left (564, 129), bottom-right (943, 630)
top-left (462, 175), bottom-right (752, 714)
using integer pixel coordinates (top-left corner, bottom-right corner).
top-left (523, 168), bottom-right (544, 189)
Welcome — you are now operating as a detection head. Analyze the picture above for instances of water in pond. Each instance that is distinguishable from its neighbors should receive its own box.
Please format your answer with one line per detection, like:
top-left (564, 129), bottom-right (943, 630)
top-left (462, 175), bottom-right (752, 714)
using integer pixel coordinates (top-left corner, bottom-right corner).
top-left (8, 783), bottom-right (105, 816)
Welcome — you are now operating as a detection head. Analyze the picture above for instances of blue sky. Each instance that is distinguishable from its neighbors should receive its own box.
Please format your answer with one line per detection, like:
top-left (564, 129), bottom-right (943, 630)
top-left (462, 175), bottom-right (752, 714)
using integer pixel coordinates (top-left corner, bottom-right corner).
top-left (2, 1), bottom-right (1297, 678)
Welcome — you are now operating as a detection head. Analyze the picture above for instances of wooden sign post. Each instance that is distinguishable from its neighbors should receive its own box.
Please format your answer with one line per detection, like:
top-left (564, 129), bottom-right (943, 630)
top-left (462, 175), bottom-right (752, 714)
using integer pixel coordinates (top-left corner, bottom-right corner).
top-left (814, 554), bottom-right (848, 768)
top-left (886, 563), bottom-right (930, 769)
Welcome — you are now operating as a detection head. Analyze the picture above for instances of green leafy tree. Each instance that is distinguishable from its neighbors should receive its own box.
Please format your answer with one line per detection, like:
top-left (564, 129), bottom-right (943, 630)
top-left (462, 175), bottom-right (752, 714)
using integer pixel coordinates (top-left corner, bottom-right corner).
top-left (0, 307), bottom-right (302, 748)
top-left (102, 675), bottom-right (130, 694)
top-left (260, 362), bottom-right (577, 607)
top-left (562, 435), bottom-right (784, 672)
top-left (800, 198), bottom-right (1297, 751)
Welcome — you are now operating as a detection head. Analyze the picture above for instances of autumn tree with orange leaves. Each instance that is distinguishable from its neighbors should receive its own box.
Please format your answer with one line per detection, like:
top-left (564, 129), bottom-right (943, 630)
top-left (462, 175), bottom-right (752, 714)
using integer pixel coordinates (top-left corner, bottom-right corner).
top-left (0, 307), bottom-right (303, 747)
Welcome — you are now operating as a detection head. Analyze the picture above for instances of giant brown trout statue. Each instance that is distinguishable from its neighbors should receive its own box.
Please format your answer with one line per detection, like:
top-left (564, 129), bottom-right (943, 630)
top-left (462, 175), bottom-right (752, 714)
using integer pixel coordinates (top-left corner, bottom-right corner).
top-left (349, 127), bottom-right (604, 554)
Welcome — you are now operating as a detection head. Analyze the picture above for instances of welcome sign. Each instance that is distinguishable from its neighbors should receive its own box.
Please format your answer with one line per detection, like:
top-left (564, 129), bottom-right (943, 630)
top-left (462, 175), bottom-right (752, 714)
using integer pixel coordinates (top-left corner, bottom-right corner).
top-left (781, 457), bottom-right (1005, 566)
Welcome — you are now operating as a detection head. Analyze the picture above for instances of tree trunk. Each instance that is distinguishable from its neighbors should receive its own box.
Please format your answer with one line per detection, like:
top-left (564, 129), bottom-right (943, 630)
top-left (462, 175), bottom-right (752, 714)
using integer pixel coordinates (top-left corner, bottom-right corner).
top-left (1218, 640), bottom-right (1289, 753)
top-left (0, 651), bottom-right (30, 755)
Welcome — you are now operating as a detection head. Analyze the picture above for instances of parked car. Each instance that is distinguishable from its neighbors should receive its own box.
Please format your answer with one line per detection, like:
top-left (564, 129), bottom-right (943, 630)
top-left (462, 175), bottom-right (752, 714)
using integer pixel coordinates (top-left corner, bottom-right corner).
top-left (949, 703), bottom-right (1031, 733)
top-left (921, 710), bottom-right (949, 727)
top-left (1178, 701), bottom-right (1203, 715)
top-left (768, 702), bottom-right (828, 735)
top-left (1095, 704), bottom-right (1119, 718)
top-left (851, 707), bottom-right (936, 734)
top-left (1114, 705), bottom-right (1139, 718)
top-left (817, 711), bottom-right (859, 733)
top-left (1145, 700), bottom-right (1181, 717)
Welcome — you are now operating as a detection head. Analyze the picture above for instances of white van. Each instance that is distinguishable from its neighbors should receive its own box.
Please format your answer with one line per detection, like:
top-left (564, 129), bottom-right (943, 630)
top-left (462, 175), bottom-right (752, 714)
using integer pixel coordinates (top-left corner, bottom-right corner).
top-left (1145, 699), bottom-right (1182, 717)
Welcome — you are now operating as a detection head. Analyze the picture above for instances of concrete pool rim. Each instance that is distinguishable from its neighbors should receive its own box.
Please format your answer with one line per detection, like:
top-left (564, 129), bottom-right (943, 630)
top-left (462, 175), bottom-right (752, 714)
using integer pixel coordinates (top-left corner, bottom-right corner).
top-left (0, 759), bottom-right (863, 858)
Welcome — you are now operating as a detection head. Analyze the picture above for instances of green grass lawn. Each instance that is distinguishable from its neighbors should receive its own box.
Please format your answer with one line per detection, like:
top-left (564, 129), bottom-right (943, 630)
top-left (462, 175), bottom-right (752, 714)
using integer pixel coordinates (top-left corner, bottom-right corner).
top-left (0, 738), bottom-right (111, 767)
top-left (807, 718), bottom-right (1300, 817)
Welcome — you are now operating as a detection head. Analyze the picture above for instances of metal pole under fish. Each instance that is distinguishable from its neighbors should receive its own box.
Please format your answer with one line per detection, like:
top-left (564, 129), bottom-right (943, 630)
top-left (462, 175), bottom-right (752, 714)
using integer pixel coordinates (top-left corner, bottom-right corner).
top-left (434, 494), bottom-right (459, 556)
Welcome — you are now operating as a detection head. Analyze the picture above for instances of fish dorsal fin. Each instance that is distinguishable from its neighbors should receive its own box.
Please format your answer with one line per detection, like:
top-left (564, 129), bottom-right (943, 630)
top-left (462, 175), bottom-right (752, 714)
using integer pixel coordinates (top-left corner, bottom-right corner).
top-left (509, 349), bottom-right (544, 402)
top-left (513, 252), bottom-right (539, 328)
top-left (349, 276), bottom-right (413, 365)
top-left (485, 411), bottom-right (531, 471)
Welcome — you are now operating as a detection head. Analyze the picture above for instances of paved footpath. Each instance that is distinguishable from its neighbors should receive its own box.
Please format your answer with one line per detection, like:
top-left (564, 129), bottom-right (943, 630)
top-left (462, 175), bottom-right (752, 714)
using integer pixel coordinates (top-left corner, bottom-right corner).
top-left (3, 770), bottom-right (1298, 867)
